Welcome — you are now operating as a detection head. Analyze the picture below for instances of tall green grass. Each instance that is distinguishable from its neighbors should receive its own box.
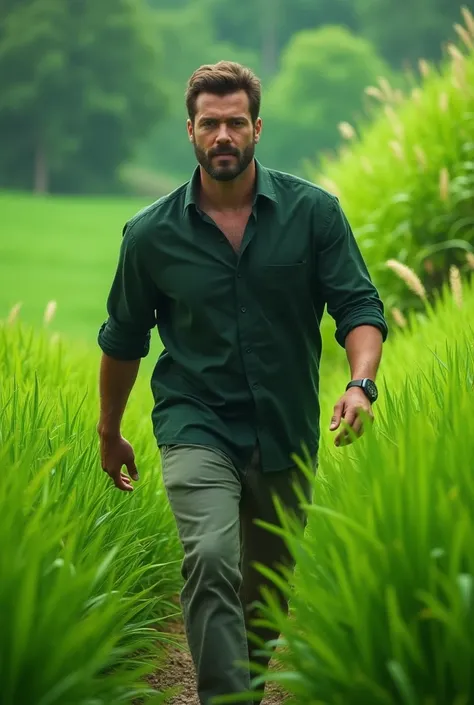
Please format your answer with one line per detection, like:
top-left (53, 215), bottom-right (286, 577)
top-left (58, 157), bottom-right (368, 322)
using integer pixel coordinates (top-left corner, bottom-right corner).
top-left (308, 6), bottom-right (474, 317)
top-left (0, 322), bottom-right (183, 705)
top-left (243, 276), bottom-right (474, 704)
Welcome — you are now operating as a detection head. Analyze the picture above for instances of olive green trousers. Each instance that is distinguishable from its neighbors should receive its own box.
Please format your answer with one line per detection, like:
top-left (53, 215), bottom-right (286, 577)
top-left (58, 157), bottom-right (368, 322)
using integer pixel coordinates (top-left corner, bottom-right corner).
top-left (160, 443), bottom-right (314, 705)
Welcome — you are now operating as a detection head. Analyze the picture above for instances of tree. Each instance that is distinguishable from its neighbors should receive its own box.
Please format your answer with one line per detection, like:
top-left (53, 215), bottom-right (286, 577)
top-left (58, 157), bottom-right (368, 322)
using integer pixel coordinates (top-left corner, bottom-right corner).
top-left (201, 0), bottom-right (358, 76)
top-left (354, 0), bottom-right (474, 68)
top-left (0, 0), bottom-right (167, 193)
top-left (136, 4), bottom-right (260, 181)
top-left (257, 25), bottom-right (393, 174)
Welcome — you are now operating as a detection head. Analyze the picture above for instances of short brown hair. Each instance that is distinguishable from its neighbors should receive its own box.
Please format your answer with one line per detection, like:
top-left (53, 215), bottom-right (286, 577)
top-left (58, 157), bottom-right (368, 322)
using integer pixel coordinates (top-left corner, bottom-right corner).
top-left (185, 61), bottom-right (261, 124)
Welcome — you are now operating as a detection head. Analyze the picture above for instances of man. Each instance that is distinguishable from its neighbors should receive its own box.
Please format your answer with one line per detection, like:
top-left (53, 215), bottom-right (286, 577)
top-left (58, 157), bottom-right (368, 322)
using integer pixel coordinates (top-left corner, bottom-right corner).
top-left (97, 61), bottom-right (388, 704)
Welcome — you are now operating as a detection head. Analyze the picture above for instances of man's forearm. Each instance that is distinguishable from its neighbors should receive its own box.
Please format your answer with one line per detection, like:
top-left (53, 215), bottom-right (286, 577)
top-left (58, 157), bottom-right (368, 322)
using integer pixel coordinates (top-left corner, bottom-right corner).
top-left (97, 354), bottom-right (141, 437)
top-left (345, 325), bottom-right (383, 381)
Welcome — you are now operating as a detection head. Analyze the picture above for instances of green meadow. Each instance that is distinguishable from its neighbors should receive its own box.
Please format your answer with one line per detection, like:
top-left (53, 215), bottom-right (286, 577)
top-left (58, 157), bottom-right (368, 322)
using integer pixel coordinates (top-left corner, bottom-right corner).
top-left (1, 192), bottom-right (148, 341)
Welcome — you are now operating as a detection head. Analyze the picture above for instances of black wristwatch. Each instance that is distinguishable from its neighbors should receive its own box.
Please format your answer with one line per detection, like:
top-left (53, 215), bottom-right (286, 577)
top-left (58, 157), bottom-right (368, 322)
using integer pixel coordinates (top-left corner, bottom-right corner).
top-left (346, 378), bottom-right (378, 403)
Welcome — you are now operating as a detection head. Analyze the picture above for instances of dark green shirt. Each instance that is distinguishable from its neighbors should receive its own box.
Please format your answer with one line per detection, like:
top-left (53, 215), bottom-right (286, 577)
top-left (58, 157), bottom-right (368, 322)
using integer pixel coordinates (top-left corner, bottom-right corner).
top-left (98, 160), bottom-right (388, 472)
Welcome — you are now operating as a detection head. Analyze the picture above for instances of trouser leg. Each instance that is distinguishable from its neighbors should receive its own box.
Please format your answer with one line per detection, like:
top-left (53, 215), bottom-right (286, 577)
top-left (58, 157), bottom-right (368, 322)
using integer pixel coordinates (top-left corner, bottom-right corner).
top-left (239, 448), bottom-right (315, 694)
top-left (160, 444), bottom-right (252, 705)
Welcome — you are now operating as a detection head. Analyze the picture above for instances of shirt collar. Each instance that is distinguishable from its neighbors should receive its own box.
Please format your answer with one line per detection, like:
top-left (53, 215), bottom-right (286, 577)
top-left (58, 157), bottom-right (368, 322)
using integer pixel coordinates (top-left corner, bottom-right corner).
top-left (183, 158), bottom-right (277, 214)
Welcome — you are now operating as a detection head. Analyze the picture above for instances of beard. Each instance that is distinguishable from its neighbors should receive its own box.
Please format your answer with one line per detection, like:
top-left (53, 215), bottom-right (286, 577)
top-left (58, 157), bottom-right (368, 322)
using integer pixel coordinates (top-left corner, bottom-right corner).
top-left (193, 139), bottom-right (256, 182)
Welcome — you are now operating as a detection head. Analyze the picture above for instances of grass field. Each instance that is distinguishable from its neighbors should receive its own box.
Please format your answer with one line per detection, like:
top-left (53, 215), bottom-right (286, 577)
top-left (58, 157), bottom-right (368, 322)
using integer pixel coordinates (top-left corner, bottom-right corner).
top-left (2, 182), bottom-right (474, 704)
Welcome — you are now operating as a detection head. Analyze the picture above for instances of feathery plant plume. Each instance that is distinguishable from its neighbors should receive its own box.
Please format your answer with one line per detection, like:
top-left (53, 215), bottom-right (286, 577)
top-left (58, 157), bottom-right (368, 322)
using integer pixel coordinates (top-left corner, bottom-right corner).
top-left (377, 76), bottom-right (395, 102)
top-left (454, 22), bottom-right (474, 49)
top-left (449, 265), bottom-right (463, 308)
top-left (439, 168), bottom-right (450, 201)
top-left (391, 307), bottom-right (407, 328)
top-left (338, 122), bottom-right (356, 140)
top-left (447, 42), bottom-right (466, 62)
top-left (386, 259), bottom-right (427, 300)
top-left (364, 85), bottom-right (384, 101)
top-left (413, 145), bottom-right (428, 170)
top-left (418, 58), bottom-right (431, 78)
top-left (389, 140), bottom-right (404, 161)
top-left (439, 92), bottom-right (449, 112)
top-left (384, 105), bottom-right (404, 138)
top-left (7, 302), bottom-right (22, 325)
top-left (44, 300), bottom-right (57, 325)
top-left (320, 177), bottom-right (340, 197)
top-left (466, 252), bottom-right (474, 269)
top-left (461, 5), bottom-right (474, 37)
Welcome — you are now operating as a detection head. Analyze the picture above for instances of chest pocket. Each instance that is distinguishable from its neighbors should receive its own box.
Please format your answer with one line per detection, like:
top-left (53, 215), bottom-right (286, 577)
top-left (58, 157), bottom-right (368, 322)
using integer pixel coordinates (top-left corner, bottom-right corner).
top-left (259, 259), bottom-right (309, 285)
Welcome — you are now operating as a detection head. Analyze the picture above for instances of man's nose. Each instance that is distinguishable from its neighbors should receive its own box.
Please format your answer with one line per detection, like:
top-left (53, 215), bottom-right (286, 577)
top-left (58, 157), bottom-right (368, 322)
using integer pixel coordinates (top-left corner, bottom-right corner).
top-left (216, 124), bottom-right (231, 142)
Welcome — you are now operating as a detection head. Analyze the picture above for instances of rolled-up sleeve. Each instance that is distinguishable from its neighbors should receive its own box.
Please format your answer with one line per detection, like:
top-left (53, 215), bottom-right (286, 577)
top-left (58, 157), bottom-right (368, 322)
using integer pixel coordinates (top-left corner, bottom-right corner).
top-left (316, 197), bottom-right (389, 348)
top-left (98, 222), bottom-right (158, 360)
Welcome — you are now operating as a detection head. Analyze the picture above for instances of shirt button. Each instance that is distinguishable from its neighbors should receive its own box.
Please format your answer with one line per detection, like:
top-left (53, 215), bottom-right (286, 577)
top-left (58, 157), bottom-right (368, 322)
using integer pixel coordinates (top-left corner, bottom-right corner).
top-left (252, 382), bottom-right (259, 390)
top-left (241, 306), bottom-right (247, 313)
top-left (246, 348), bottom-right (252, 354)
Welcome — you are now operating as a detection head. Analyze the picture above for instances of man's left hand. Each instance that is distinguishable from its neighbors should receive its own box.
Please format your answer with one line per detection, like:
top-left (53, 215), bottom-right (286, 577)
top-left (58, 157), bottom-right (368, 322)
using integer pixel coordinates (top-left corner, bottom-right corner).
top-left (330, 387), bottom-right (374, 447)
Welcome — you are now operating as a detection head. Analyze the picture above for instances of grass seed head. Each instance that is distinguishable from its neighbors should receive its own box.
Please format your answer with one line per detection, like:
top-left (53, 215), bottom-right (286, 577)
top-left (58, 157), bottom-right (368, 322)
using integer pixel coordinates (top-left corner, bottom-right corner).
top-left (439, 92), bottom-right (449, 112)
top-left (449, 265), bottom-right (463, 308)
top-left (7, 302), bottom-right (22, 324)
top-left (439, 167), bottom-right (450, 201)
top-left (365, 86), bottom-right (384, 101)
top-left (389, 140), bottom-right (405, 161)
top-left (338, 122), bottom-right (356, 140)
top-left (454, 23), bottom-right (474, 50)
top-left (461, 6), bottom-right (474, 38)
top-left (44, 300), bottom-right (57, 325)
top-left (386, 259), bottom-right (427, 300)
top-left (414, 145), bottom-right (428, 170)
top-left (391, 307), bottom-right (407, 328)
top-left (418, 59), bottom-right (431, 78)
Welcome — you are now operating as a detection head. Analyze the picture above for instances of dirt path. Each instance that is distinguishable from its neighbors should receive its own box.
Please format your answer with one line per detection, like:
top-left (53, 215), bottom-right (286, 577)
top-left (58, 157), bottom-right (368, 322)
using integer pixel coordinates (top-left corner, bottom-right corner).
top-left (149, 618), bottom-right (287, 705)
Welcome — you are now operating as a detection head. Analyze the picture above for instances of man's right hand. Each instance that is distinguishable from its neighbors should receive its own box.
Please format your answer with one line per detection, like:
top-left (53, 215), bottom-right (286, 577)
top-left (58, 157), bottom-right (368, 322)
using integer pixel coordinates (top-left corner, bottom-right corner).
top-left (99, 433), bottom-right (139, 492)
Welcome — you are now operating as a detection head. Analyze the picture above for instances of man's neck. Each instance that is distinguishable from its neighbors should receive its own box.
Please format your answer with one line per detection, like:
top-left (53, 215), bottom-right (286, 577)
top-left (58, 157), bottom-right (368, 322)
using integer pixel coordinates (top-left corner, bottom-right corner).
top-left (198, 160), bottom-right (256, 212)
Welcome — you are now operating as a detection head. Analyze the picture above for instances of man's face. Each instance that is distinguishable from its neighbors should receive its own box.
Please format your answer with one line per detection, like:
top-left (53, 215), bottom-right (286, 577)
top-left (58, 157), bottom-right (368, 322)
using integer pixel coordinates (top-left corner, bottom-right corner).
top-left (187, 90), bottom-right (262, 182)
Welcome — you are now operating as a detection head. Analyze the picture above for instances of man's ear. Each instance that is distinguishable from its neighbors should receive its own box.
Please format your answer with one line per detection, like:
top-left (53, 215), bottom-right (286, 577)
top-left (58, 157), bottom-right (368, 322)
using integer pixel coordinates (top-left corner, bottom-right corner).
top-left (187, 118), bottom-right (194, 143)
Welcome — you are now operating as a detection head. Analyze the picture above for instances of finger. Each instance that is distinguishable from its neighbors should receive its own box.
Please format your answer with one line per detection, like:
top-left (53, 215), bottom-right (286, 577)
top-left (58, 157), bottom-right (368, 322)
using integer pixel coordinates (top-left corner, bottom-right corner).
top-left (330, 400), bottom-right (344, 431)
top-left (126, 457), bottom-right (139, 482)
top-left (110, 469), bottom-right (133, 492)
top-left (116, 475), bottom-right (133, 492)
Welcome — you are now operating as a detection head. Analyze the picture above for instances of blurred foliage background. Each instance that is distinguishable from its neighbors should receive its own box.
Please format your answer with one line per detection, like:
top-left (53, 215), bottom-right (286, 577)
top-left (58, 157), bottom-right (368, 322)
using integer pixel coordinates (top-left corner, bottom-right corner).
top-left (0, 0), bottom-right (469, 194)
top-left (1, 0), bottom-right (474, 333)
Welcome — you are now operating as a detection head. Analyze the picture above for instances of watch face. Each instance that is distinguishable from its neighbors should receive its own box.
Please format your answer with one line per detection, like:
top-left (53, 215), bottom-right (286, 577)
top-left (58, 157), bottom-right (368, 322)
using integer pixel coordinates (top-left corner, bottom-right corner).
top-left (364, 379), bottom-right (378, 401)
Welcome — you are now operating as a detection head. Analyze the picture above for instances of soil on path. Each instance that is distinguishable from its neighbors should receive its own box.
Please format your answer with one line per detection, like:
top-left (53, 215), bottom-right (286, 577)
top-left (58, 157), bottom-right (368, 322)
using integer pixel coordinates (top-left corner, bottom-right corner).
top-left (148, 617), bottom-right (287, 705)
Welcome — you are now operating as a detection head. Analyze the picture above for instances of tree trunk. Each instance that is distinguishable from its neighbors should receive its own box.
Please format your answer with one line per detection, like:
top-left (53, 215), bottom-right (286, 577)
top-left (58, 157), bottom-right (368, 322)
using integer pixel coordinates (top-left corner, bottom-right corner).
top-left (260, 0), bottom-right (279, 77)
top-left (34, 133), bottom-right (48, 194)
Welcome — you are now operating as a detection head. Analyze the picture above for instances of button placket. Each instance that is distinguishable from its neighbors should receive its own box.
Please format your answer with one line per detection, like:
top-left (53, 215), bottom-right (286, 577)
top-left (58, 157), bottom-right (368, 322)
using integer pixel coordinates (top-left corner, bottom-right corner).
top-left (236, 256), bottom-right (259, 394)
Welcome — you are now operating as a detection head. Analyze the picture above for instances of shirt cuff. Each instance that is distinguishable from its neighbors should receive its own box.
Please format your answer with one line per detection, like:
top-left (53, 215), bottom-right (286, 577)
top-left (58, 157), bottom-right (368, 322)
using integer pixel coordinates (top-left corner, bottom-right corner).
top-left (335, 308), bottom-right (389, 348)
top-left (97, 319), bottom-right (151, 360)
